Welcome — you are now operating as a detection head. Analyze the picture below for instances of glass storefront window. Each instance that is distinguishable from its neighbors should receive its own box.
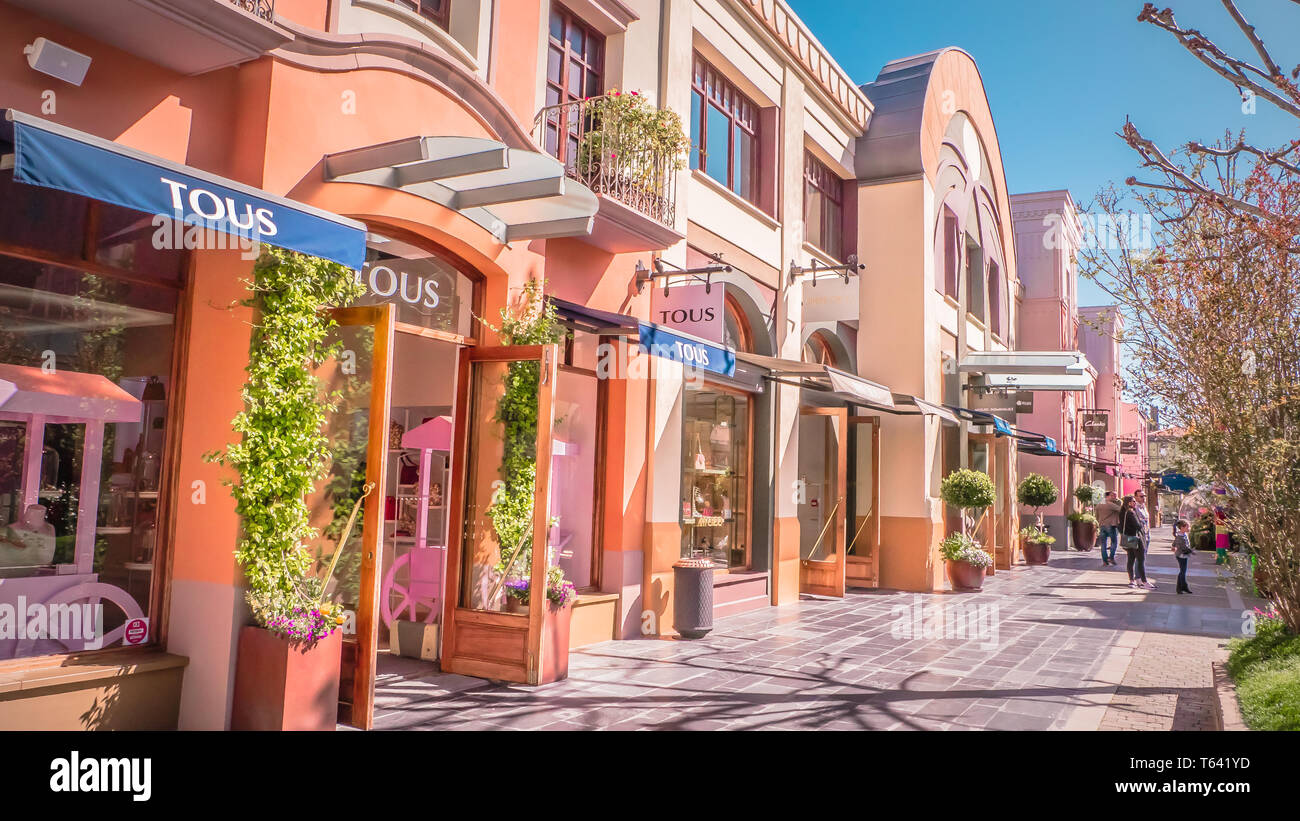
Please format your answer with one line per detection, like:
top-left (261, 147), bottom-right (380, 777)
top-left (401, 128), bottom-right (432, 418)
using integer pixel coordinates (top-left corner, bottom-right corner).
top-left (680, 386), bottom-right (749, 567)
top-left (0, 185), bottom-right (180, 659)
top-left (357, 233), bottom-right (474, 338)
top-left (551, 368), bottom-right (598, 589)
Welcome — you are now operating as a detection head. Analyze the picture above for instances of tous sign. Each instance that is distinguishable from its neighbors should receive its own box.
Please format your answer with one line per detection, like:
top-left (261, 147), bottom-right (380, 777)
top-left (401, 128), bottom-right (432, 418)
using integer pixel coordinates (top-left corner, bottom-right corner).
top-left (159, 177), bottom-right (278, 236)
top-left (357, 262), bottom-right (443, 309)
top-left (651, 283), bottom-right (724, 344)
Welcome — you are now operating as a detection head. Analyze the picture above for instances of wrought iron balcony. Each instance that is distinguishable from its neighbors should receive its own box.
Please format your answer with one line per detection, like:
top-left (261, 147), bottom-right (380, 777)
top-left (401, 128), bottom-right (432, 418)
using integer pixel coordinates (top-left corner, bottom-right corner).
top-left (230, 0), bottom-right (275, 21)
top-left (533, 95), bottom-right (679, 231)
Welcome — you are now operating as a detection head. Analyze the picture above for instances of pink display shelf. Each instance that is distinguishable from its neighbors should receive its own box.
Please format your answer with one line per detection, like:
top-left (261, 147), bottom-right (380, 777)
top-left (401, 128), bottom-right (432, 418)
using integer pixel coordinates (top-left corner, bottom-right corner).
top-left (0, 364), bottom-right (146, 658)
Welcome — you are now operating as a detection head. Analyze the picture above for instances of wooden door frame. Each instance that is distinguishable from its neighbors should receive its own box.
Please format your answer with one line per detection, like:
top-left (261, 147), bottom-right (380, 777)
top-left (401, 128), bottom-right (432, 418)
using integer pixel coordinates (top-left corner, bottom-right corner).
top-left (440, 343), bottom-right (559, 684)
top-left (846, 414), bottom-right (881, 588)
top-left (329, 303), bottom-right (394, 730)
top-left (968, 432), bottom-right (1000, 576)
top-left (798, 405), bottom-right (848, 597)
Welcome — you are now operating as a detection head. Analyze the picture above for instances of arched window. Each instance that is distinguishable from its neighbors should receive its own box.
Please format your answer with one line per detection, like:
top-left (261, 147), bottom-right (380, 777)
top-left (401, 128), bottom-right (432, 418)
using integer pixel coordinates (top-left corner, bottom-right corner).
top-left (723, 293), bottom-right (752, 353)
top-left (987, 261), bottom-right (1002, 338)
top-left (938, 207), bottom-right (959, 298)
top-left (802, 331), bottom-right (838, 368)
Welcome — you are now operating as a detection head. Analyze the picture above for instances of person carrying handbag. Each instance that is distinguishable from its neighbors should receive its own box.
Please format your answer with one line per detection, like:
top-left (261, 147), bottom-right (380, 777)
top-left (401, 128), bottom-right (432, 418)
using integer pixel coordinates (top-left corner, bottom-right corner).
top-left (1120, 495), bottom-right (1154, 589)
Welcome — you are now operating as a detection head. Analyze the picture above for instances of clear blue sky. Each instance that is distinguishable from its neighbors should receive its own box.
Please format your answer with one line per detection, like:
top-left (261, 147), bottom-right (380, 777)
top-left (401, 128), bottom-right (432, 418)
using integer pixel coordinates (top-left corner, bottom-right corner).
top-left (788, 0), bottom-right (1298, 306)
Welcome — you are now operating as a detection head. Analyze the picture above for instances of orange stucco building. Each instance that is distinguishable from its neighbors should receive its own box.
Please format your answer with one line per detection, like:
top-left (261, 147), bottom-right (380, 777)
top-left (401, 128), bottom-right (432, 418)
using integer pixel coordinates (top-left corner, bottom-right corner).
top-left (0, 0), bottom-right (1080, 731)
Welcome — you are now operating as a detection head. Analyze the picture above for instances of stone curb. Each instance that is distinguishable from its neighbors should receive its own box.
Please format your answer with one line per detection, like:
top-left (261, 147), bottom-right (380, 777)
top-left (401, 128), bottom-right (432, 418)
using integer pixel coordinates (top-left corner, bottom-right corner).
top-left (1211, 660), bottom-right (1247, 731)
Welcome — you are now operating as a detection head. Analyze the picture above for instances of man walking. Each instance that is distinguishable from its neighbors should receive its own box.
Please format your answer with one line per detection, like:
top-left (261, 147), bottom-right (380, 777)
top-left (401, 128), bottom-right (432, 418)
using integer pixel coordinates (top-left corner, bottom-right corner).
top-left (1096, 490), bottom-right (1121, 566)
top-left (1133, 488), bottom-right (1155, 588)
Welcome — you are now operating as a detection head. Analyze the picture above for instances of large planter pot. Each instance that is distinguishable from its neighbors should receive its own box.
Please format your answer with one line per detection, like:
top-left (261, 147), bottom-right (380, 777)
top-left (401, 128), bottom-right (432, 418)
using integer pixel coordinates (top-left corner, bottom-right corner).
top-left (1070, 519), bottom-right (1097, 551)
top-left (1022, 539), bottom-right (1051, 566)
top-left (231, 625), bottom-right (342, 731)
top-left (538, 601), bottom-right (573, 684)
top-left (945, 559), bottom-right (986, 592)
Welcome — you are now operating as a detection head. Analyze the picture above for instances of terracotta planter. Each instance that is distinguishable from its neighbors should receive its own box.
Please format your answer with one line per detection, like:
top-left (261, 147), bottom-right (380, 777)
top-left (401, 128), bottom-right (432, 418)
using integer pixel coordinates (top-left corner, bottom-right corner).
top-left (1070, 519), bottom-right (1097, 551)
top-left (1022, 539), bottom-right (1051, 565)
top-left (945, 559), bottom-right (986, 592)
top-left (231, 625), bottom-right (342, 731)
top-left (538, 601), bottom-right (573, 684)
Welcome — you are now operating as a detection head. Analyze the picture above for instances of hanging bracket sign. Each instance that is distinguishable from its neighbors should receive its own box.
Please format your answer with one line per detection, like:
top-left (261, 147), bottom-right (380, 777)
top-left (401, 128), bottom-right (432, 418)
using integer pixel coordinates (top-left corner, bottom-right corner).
top-left (638, 323), bottom-right (736, 378)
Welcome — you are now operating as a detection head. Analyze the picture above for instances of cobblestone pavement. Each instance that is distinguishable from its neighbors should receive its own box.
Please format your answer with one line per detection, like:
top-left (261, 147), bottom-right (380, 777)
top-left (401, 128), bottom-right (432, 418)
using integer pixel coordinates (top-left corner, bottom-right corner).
top-left (369, 526), bottom-right (1261, 730)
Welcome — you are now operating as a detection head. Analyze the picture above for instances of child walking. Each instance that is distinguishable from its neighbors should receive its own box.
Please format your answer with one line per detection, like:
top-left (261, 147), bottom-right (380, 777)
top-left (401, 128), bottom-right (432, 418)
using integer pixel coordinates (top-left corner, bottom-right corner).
top-left (1172, 519), bottom-right (1194, 594)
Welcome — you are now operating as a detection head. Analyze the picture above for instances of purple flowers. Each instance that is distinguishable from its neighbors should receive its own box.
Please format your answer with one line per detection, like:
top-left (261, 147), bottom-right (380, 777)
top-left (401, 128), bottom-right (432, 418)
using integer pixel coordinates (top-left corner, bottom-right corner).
top-left (503, 568), bottom-right (576, 608)
top-left (265, 605), bottom-right (337, 643)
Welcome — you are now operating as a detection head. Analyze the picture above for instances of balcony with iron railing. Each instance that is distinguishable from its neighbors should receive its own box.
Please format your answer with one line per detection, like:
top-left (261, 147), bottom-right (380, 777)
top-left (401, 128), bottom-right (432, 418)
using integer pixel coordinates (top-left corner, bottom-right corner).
top-left (533, 94), bottom-right (686, 252)
top-left (230, 0), bottom-right (275, 21)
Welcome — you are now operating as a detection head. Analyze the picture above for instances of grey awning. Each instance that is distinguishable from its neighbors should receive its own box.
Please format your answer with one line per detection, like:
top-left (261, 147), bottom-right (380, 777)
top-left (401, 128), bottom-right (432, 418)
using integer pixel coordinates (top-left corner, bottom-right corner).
top-left (324, 136), bottom-right (597, 243)
top-left (891, 394), bottom-right (959, 424)
top-left (734, 352), bottom-right (895, 411)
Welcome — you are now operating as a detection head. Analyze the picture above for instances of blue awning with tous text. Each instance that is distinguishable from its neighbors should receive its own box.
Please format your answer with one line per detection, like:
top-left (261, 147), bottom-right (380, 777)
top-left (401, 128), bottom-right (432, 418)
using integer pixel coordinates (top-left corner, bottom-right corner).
top-left (2, 109), bottom-right (366, 269)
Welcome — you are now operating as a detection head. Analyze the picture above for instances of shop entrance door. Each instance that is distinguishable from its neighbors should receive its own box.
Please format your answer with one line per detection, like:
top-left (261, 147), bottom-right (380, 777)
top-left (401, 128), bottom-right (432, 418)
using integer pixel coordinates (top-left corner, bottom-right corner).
top-left (798, 407), bottom-right (847, 597)
top-left (313, 304), bottom-right (394, 729)
top-left (846, 415), bottom-right (881, 588)
top-left (440, 344), bottom-right (560, 684)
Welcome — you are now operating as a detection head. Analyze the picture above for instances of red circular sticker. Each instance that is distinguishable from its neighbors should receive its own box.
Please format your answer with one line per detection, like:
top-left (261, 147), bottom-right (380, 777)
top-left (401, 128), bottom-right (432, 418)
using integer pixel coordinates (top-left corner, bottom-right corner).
top-left (123, 618), bottom-right (149, 646)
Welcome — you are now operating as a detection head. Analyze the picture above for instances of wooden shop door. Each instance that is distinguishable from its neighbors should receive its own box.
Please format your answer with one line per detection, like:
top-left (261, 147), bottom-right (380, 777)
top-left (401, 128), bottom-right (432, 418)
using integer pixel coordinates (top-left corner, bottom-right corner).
top-left (440, 344), bottom-right (560, 684)
top-left (798, 406), bottom-right (848, 597)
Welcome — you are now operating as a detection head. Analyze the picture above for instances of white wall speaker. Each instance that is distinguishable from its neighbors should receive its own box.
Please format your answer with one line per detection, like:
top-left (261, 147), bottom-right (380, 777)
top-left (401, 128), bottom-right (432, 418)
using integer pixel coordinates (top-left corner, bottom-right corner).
top-left (24, 37), bottom-right (91, 87)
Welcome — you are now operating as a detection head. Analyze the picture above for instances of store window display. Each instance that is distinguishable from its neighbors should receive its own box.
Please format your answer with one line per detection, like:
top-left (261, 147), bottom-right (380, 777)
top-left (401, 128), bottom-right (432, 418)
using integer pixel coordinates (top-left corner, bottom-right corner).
top-left (0, 175), bottom-right (182, 660)
top-left (680, 387), bottom-right (750, 567)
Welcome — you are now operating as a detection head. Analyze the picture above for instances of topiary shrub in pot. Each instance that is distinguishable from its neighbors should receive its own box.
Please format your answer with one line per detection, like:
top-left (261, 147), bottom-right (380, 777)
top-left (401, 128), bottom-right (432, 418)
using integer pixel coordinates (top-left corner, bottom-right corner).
top-left (939, 469), bottom-right (997, 590)
top-left (1017, 473), bottom-right (1059, 565)
top-left (1069, 484), bottom-right (1103, 551)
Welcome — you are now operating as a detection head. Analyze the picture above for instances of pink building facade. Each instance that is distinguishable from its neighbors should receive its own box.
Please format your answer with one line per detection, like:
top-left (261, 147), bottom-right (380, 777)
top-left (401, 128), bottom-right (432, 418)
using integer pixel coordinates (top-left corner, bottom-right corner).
top-left (1011, 191), bottom-right (1096, 545)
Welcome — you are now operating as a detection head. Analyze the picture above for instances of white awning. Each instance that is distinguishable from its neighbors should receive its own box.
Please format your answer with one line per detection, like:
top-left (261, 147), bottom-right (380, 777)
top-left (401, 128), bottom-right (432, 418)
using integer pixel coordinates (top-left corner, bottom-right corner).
top-left (959, 350), bottom-right (1092, 375)
top-left (973, 372), bottom-right (1095, 391)
top-left (324, 136), bottom-right (597, 243)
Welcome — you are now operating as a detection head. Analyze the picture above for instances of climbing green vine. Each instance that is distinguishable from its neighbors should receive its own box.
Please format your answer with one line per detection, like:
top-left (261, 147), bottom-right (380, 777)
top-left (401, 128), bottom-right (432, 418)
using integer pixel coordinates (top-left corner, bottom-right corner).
top-left (476, 279), bottom-right (566, 577)
top-left (206, 247), bottom-right (364, 634)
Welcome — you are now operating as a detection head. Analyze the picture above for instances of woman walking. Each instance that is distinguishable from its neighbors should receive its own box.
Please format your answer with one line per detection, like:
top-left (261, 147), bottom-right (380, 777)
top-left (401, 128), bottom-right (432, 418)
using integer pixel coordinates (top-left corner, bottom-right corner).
top-left (1121, 495), bottom-right (1154, 589)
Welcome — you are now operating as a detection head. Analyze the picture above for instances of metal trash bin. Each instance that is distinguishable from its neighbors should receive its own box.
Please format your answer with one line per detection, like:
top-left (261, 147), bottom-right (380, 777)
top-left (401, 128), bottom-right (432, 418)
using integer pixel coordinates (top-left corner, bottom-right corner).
top-left (673, 558), bottom-right (715, 638)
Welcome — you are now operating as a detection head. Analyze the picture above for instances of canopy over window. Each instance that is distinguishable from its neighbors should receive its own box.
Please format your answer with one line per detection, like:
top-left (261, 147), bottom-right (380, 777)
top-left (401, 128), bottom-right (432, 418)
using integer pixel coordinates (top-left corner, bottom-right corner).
top-left (2, 109), bottom-right (367, 269)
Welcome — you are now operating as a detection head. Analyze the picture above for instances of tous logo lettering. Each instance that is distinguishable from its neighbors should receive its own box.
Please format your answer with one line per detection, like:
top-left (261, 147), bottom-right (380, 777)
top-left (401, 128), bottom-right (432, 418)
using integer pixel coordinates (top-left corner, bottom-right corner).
top-left (159, 177), bottom-right (278, 237)
top-left (657, 307), bottom-right (715, 325)
top-left (358, 264), bottom-right (441, 309)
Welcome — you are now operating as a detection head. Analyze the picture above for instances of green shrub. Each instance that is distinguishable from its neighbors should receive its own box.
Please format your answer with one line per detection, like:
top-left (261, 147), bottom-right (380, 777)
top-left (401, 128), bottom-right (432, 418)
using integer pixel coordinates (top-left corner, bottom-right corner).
top-left (1226, 612), bottom-right (1300, 730)
top-left (1074, 484), bottom-right (1103, 507)
top-left (939, 533), bottom-right (993, 568)
top-left (1017, 473), bottom-right (1059, 510)
top-left (1067, 511), bottom-right (1099, 525)
top-left (940, 469), bottom-right (996, 511)
top-left (1019, 526), bottom-right (1056, 544)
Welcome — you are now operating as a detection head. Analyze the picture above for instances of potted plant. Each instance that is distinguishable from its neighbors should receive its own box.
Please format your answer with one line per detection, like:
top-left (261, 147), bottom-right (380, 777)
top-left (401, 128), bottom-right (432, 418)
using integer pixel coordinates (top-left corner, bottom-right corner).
top-left (1019, 526), bottom-right (1056, 565)
top-left (1068, 484), bottom-right (1102, 551)
top-left (939, 532), bottom-right (994, 591)
top-left (578, 89), bottom-right (690, 217)
top-left (476, 279), bottom-right (577, 683)
top-left (503, 567), bottom-right (577, 680)
top-left (1016, 473), bottom-right (1059, 565)
top-left (207, 248), bottom-right (365, 731)
top-left (939, 468), bottom-right (997, 591)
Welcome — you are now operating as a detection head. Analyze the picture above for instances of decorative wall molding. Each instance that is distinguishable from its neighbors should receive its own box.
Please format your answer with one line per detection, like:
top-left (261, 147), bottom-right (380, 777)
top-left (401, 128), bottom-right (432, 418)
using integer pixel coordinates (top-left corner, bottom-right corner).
top-left (735, 0), bottom-right (871, 131)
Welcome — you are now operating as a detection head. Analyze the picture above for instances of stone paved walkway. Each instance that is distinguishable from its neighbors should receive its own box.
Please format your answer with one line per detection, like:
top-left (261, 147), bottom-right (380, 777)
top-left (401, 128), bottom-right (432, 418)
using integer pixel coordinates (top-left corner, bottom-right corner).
top-left (369, 526), bottom-right (1261, 730)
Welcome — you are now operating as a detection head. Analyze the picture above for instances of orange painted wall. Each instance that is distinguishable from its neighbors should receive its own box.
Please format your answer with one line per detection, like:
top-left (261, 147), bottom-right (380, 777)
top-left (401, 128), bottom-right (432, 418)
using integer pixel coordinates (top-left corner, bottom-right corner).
top-left (0, 7), bottom-right (240, 172)
top-left (879, 515), bottom-right (945, 592)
